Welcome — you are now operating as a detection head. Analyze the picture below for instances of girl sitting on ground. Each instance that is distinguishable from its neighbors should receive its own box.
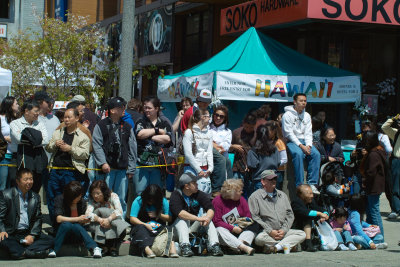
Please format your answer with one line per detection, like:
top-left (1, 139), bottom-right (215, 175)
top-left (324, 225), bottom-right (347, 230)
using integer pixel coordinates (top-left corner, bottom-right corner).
top-left (329, 207), bottom-right (357, 251)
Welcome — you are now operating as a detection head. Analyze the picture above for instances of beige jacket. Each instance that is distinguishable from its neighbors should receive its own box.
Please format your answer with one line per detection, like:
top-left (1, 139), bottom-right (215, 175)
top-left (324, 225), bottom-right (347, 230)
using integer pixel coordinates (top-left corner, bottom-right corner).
top-left (248, 188), bottom-right (294, 234)
top-left (46, 127), bottom-right (90, 174)
top-left (382, 118), bottom-right (400, 158)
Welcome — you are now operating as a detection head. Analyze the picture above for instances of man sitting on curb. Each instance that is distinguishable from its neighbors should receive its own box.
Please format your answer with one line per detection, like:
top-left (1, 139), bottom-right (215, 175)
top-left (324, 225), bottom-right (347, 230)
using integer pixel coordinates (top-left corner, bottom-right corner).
top-left (249, 170), bottom-right (306, 254)
top-left (0, 168), bottom-right (54, 259)
top-left (170, 173), bottom-right (223, 257)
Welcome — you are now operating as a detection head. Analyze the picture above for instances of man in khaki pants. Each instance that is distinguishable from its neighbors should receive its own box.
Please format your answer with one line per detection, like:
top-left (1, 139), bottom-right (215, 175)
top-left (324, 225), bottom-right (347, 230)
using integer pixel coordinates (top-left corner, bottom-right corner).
top-left (248, 170), bottom-right (306, 253)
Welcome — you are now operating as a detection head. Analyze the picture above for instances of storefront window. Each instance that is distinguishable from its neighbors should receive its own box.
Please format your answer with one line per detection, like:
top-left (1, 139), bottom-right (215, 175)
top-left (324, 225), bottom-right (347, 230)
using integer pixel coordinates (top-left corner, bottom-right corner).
top-left (0, 0), bottom-right (13, 22)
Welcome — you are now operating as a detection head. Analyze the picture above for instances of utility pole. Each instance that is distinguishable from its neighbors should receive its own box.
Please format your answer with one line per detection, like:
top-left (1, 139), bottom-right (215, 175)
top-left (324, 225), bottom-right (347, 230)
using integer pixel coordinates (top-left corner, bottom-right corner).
top-left (118, 0), bottom-right (135, 101)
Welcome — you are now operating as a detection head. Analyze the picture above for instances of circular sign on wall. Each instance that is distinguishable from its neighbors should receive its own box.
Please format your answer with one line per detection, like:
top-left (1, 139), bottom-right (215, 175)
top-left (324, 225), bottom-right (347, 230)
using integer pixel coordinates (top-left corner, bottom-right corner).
top-left (149, 13), bottom-right (163, 52)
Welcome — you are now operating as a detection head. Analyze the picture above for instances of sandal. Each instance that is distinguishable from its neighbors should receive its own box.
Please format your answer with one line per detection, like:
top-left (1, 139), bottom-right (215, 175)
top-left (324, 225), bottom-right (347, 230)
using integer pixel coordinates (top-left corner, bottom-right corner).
top-left (147, 253), bottom-right (156, 259)
top-left (169, 253), bottom-right (179, 258)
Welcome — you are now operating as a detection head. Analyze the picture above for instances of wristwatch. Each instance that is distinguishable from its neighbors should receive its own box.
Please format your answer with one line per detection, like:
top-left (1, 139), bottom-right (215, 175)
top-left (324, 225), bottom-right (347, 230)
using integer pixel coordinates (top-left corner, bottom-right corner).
top-left (154, 127), bottom-right (160, 135)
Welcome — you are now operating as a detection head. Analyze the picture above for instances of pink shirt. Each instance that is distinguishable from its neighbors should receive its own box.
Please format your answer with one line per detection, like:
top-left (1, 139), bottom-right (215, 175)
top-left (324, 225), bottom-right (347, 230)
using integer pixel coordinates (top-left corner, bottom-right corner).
top-left (330, 219), bottom-right (352, 235)
top-left (212, 195), bottom-right (252, 231)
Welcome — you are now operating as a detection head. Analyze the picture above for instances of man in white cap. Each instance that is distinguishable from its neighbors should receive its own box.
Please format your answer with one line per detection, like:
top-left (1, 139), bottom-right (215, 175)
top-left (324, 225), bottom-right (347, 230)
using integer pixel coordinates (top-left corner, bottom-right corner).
top-left (249, 170), bottom-right (306, 254)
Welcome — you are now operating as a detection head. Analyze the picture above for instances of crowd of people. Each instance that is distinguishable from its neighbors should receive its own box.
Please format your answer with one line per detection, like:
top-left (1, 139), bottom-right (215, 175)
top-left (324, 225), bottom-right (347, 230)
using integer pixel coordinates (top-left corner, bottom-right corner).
top-left (0, 89), bottom-right (394, 260)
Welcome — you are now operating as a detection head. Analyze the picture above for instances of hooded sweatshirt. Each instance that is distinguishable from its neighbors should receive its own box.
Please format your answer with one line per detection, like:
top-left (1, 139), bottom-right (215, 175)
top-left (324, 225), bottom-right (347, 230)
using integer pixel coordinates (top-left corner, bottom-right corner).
top-left (281, 105), bottom-right (312, 147)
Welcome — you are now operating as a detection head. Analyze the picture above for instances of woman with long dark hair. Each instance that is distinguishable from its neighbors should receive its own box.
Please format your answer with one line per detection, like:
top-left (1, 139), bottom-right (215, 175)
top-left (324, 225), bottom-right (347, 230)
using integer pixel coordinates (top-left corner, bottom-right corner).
top-left (86, 180), bottom-right (129, 257)
top-left (246, 124), bottom-right (280, 195)
top-left (129, 184), bottom-right (178, 258)
top-left (0, 96), bottom-right (19, 189)
top-left (49, 181), bottom-right (102, 258)
top-left (360, 131), bottom-right (386, 242)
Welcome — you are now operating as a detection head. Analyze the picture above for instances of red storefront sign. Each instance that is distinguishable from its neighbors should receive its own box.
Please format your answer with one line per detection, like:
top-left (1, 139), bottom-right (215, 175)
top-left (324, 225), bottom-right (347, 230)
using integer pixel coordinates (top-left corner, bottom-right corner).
top-left (221, 0), bottom-right (400, 35)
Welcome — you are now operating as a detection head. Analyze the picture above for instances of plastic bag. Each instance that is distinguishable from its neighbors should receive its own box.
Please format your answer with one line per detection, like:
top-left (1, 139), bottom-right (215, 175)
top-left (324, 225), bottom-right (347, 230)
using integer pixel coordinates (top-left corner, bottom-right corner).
top-left (316, 221), bottom-right (338, 251)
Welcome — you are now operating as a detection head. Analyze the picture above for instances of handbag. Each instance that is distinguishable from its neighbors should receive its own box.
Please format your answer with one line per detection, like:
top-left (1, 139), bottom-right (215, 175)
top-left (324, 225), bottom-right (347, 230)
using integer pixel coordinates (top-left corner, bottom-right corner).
top-left (234, 217), bottom-right (254, 229)
top-left (316, 221), bottom-right (338, 251)
top-left (362, 226), bottom-right (381, 238)
top-left (151, 226), bottom-right (174, 257)
top-left (158, 147), bottom-right (177, 175)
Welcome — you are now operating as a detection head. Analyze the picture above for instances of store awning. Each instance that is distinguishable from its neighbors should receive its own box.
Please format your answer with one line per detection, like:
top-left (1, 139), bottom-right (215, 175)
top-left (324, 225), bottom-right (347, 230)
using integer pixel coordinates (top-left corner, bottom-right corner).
top-left (158, 27), bottom-right (361, 103)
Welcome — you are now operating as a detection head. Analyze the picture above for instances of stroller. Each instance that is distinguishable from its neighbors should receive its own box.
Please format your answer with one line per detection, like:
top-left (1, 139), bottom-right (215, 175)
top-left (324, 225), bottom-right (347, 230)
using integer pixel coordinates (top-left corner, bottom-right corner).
top-left (317, 161), bottom-right (350, 214)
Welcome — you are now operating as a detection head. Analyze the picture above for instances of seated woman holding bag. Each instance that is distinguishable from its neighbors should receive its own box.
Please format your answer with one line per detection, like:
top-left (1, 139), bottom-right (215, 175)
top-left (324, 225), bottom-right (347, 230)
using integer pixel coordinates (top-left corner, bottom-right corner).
top-left (212, 179), bottom-right (259, 255)
top-left (49, 181), bottom-right (102, 258)
top-left (129, 184), bottom-right (179, 258)
top-left (85, 180), bottom-right (130, 257)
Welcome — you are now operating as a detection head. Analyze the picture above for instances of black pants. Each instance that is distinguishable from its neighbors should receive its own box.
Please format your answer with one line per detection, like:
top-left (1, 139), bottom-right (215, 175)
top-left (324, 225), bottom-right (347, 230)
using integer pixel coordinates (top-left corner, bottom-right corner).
top-left (0, 231), bottom-right (54, 258)
top-left (129, 224), bottom-right (163, 256)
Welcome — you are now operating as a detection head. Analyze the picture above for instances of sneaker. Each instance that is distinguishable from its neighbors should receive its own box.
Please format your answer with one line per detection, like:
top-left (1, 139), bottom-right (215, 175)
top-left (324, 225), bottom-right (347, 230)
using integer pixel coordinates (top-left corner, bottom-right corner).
top-left (376, 242), bottom-right (388, 249)
top-left (93, 247), bottom-right (102, 258)
top-left (388, 212), bottom-right (398, 220)
top-left (48, 250), bottom-right (56, 258)
top-left (338, 244), bottom-right (349, 251)
top-left (348, 243), bottom-right (357, 251)
top-left (180, 243), bottom-right (194, 257)
top-left (263, 244), bottom-right (277, 254)
top-left (310, 185), bottom-right (320, 195)
top-left (209, 244), bottom-right (224, 256)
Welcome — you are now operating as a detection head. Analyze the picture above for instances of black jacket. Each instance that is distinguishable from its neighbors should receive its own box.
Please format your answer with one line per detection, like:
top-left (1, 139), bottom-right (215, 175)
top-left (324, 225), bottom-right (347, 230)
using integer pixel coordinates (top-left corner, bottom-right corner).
top-left (315, 141), bottom-right (344, 165)
top-left (169, 190), bottom-right (213, 221)
top-left (0, 187), bottom-right (42, 237)
top-left (17, 128), bottom-right (48, 173)
top-left (291, 196), bottom-right (326, 229)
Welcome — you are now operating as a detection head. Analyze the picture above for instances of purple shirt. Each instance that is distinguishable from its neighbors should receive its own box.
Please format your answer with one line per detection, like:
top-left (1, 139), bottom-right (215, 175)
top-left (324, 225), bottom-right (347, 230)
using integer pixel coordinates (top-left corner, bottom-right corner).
top-left (212, 195), bottom-right (252, 231)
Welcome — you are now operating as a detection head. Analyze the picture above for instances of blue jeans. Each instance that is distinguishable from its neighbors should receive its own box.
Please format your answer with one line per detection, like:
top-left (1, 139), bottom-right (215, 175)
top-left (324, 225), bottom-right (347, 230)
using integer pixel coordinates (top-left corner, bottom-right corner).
top-left (276, 171), bottom-right (284, 190)
top-left (366, 194), bottom-right (384, 240)
top-left (334, 230), bottom-right (353, 244)
top-left (233, 171), bottom-right (251, 199)
top-left (286, 141), bottom-right (321, 187)
top-left (97, 169), bottom-right (128, 215)
top-left (210, 148), bottom-right (233, 193)
top-left (47, 170), bottom-right (85, 223)
top-left (54, 222), bottom-right (97, 253)
top-left (133, 166), bottom-right (162, 198)
top-left (352, 234), bottom-right (384, 249)
top-left (391, 158), bottom-right (400, 213)
top-left (0, 157), bottom-right (10, 190)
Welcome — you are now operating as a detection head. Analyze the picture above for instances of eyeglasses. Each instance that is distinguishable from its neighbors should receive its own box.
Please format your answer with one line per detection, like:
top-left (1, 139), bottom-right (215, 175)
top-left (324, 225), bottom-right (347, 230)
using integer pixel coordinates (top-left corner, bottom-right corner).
top-left (214, 113), bottom-right (225, 119)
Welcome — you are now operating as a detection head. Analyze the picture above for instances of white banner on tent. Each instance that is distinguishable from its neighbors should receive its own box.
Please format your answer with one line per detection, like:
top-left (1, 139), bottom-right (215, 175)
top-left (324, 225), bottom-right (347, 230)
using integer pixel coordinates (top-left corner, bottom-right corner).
top-left (158, 73), bottom-right (214, 102)
top-left (216, 72), bottom-right (361, 103)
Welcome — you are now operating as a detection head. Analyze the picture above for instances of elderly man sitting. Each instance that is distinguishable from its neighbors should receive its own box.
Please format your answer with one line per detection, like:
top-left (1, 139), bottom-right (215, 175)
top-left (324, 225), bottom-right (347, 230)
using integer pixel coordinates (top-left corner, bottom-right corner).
top-left (0, 168), bottom-right (54, 259)
top-left (291, 184), bottom-right (329, 252)
top-left (248, 170), bottom-right (306, 253)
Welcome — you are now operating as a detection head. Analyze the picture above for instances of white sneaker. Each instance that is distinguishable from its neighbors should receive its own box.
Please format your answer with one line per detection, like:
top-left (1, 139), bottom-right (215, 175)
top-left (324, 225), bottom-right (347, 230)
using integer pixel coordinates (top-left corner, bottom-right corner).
top-left (339, 244), bottom-right (349, 251)
top-left (388, 212), bottom-right (398, 219)
top-left (48, 250), bottom-right (56, 258)
top-left (376, 242), bottom-right (388, 249)
top-left (93, 247), bottom-right (102, 258)
top-left (310, 185), bottom-right (320, 195)
top-left (348, 243), bottom-right (357, 251)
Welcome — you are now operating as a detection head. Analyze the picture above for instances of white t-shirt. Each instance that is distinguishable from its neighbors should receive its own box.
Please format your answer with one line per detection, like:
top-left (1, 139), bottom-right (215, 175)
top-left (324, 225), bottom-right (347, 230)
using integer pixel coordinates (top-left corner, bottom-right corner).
top-left (0, 115), bottom-right (16, 154)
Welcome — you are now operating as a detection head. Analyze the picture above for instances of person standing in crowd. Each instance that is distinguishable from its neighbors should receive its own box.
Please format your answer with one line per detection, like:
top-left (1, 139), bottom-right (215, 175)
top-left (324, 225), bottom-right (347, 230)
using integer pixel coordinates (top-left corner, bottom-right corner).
top-left (86, 180), bottom-right (129, 257)
top-left (69, 95), bottom-right (99, 134)
top-left (10, 100), bottom-right (48, 193)
top-left (125, 98), bottom-right (143, 124)
top-left (249, 170), bottom-right (306, 254)
top-left (282, 93), bottom-right (321, 194)
top-left (129, 184), bottom-right (179, 258)
top-left (246, 125), bottom-right (280, 195)
top-left (360, 131), bottom-right (386, 240)
top-left (49, 181), bottom-right (102, 258)
top-left (92, 97), bottom-right (137, 215)
top-left (382, 116), bottom-right (400, 219)
top-left (210, 105), bottom-right (233, 194)
top-left (291, 184), bottom-right (329, 252)
top-left (230, 112), bottom-right (257, 197)
top-left (311, 117), bottom-right (323, 145)
top-left (134, 96), bottom-right (171, 197)
top-left (315, 111), bottom-right (328, 129)
top-left (348, 194), bottom-right (387, 249)
top-left (264, 121), bottom-right (287, 190)
top-left (172, 97), bottom-right (193, 137)
top-left (315, 127), bottom-right (344, 165)
top-left (212, 179), bottom-right (257, 255)
top-left (377, 122), bottom-right (392, 157)
top-left (0, 96), bottom-right (19, 189)
top-left (0, 168), bottom-right (54, 259)
top-left (182, 109), bottom-right (213, 194)
top-left (46, 108), bottom-right (91, 224)
top-left (170, 173), bottom-right (223, 257)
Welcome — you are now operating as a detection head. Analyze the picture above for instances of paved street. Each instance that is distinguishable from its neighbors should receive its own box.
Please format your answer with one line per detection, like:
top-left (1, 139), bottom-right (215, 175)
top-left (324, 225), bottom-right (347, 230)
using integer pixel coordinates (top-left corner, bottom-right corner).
top-left (2, 194), bottom-right (399, 267)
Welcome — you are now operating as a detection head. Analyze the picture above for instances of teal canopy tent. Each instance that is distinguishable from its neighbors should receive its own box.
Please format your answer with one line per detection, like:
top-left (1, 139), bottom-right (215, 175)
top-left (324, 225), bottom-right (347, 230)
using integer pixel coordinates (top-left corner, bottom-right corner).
top-left (158, 27), bottom-right (360, 103)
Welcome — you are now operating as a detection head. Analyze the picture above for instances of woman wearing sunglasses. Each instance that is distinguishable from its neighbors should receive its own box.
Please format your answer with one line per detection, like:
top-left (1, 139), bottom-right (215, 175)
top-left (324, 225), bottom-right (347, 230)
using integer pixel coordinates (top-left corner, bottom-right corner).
top-left (210, 105), bottom-right (233, 195)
